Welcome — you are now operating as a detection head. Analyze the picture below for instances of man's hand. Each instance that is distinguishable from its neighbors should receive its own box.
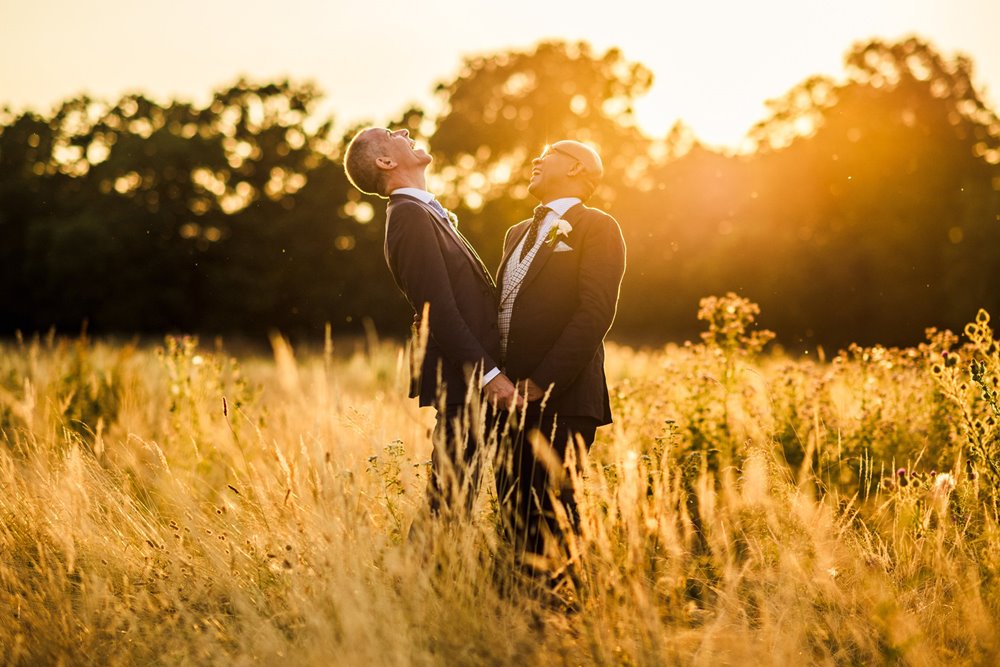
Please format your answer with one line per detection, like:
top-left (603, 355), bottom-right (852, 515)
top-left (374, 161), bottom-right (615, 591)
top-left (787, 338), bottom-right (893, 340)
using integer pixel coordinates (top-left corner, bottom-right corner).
top-left (519, 378), bottom-right (545, 402)
top-left (483, 372), bottom-right (521, 409)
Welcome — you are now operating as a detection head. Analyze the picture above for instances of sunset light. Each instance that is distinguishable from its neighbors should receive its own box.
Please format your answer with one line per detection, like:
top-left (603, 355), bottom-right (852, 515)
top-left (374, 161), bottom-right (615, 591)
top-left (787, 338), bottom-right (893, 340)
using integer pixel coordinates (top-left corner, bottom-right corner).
top-left (2, 0), bottom-right (998, 150)
top-left (2, 1), bottom-right (1000, 664)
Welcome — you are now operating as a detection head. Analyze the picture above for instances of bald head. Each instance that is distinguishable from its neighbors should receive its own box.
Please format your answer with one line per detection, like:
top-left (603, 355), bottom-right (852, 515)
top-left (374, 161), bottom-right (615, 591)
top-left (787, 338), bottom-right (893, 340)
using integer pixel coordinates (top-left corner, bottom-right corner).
top-left (550, 140), bottom-right (604, 182)
top-left (529, 140), bottom-right (604, 202)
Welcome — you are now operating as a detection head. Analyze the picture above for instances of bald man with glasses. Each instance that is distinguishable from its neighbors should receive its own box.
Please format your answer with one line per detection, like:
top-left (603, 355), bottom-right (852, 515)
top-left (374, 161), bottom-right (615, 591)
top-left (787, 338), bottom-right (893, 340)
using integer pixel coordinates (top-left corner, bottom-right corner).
top-left (494, 140), bottom-right (627, 574)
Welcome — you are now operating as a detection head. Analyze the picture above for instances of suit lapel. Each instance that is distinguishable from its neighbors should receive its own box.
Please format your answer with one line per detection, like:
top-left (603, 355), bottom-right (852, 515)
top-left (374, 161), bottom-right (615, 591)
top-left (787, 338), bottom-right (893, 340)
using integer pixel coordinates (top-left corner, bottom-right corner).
top-left (390, 194), bottom-right (495, 289)
top-left (518, 203), bottom-right (584, 294)
top-left (455, 228), bottom-right (496, 288)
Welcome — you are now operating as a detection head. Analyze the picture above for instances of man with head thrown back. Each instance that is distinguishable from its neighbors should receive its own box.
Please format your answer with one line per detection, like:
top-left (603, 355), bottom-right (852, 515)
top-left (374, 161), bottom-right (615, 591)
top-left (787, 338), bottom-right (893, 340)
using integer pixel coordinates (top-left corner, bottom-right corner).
top-left (343, 127), bottom-right (519, 517)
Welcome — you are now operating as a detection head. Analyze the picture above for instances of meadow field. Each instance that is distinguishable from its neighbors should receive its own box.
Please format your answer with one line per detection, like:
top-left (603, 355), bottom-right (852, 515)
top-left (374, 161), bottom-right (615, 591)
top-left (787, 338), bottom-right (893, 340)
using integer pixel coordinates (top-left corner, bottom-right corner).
top-left (2, 294), bottom-right (1000, 666)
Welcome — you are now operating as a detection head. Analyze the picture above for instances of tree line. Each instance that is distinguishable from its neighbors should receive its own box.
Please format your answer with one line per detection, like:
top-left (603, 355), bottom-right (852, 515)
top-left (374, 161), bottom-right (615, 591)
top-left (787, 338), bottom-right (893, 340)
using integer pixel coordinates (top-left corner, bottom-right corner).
top-left (1, 37), bottom-right (997, 348)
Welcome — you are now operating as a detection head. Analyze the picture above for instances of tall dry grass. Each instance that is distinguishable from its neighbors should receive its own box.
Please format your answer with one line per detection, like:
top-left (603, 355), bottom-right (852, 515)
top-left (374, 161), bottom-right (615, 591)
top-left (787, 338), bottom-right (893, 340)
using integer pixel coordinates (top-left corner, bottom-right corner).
top-left (1, 297), bottom-right (999, 666)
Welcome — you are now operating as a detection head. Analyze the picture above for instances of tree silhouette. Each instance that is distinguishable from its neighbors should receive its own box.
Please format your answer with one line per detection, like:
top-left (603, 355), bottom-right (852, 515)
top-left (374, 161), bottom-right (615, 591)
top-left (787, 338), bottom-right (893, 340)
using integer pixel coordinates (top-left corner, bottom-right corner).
top-left (0, 37), bottom-right (997, 347)
top-left (747, 37), bottom-right (1000, 342)
top-left (427, 40), bottom-right (654, 267)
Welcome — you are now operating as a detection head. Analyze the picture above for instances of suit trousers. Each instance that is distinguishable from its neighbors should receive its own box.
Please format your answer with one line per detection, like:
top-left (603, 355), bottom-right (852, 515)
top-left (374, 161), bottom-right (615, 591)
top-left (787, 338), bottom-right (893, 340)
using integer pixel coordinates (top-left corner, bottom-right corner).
top-left (495, 407), bottom-right (598, 560)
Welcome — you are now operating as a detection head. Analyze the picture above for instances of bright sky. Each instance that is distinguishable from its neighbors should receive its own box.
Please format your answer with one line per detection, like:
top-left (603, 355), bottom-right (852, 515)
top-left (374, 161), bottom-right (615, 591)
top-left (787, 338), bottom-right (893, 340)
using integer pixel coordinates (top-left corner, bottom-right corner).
top-left (1, 0), bottom-right (997, 150)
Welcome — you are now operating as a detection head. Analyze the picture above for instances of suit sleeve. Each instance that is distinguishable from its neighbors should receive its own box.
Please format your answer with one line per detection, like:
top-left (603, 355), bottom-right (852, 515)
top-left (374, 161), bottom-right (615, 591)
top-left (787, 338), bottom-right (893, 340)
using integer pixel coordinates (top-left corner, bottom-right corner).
top-left (386, 203), bottom-right (498, 376)
top-left (530, 214), bottom-right (626, 395)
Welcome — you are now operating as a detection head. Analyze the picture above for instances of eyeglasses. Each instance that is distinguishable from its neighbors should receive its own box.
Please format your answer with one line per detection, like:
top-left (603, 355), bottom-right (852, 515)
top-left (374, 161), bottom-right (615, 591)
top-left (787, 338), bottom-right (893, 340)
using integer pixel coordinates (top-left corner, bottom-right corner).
top-left (541, 145), bottom-right (579, 164)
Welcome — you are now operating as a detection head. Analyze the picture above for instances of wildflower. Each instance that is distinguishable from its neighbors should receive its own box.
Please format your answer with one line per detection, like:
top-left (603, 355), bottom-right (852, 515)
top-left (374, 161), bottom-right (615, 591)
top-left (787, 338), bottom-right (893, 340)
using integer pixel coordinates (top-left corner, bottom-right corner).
top-left (897, 468), bottom-right (908, 487)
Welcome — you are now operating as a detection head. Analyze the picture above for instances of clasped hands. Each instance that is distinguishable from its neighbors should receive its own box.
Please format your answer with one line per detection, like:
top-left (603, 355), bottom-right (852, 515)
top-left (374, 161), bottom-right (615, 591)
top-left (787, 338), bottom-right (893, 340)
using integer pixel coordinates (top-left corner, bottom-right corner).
top-left (483, 373), bottom-right (543, 409)
top-left (411, 311), bottom-right (541, 409)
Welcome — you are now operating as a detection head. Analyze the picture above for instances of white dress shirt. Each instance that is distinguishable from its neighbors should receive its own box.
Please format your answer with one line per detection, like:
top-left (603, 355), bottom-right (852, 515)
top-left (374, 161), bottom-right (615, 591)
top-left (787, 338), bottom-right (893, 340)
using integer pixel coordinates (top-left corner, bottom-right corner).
top-left (391, 188), bottom-right (450, 226)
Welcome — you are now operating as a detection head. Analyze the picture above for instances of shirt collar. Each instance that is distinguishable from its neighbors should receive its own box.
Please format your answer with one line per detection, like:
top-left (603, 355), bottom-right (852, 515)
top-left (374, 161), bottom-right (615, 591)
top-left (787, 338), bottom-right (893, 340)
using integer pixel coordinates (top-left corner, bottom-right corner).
top-left (541, 197), bottom-right (581, 217)
top-left (391, 187), bottom-right (434, 204)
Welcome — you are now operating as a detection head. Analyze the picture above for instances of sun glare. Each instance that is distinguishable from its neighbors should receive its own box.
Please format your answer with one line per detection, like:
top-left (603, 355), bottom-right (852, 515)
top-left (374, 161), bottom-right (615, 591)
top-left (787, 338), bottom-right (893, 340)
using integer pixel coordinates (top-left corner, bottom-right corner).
top-left (635, 91), bottom-right (761, 151)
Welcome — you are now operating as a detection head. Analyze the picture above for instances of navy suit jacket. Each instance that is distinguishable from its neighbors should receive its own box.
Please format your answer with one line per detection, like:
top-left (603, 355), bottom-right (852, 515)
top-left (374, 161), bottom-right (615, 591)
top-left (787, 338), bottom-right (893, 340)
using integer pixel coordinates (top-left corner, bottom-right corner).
top-left (384, 194), bottom-right (501, 407)
top-left (497, 203), bottom-right (626, 425)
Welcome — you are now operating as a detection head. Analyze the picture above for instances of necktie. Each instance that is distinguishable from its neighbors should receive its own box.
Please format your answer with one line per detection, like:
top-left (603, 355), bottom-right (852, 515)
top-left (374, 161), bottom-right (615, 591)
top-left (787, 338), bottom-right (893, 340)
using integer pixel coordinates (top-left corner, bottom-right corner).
top-left (519, 205), bottom-right (550, 261)
top-left (427, 199), bottom-right (456, 229)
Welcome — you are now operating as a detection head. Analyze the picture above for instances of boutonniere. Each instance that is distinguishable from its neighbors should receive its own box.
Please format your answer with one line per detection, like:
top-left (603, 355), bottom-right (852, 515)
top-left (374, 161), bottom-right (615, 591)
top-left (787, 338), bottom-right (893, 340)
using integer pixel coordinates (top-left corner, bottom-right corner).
top-left (544, 219), bottom-right (572, 246)
top-left (447, 211), bottom-right (459, 229)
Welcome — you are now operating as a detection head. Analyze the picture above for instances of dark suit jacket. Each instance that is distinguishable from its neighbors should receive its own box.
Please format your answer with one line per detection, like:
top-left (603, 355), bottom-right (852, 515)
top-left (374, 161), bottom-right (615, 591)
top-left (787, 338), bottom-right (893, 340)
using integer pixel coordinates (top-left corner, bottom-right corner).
top-left (497, 203), bottom-right (626, 425)
top-left (384, 193), bottom-right (501, 407)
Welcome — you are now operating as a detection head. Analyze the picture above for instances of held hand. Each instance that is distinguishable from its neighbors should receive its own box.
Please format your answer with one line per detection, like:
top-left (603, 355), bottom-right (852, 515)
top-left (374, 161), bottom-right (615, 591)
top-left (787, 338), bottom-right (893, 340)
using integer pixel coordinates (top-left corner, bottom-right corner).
top-left (519, 378), bottom-right (545, 402)
top-left (483, 373), bottom-right (522, 409)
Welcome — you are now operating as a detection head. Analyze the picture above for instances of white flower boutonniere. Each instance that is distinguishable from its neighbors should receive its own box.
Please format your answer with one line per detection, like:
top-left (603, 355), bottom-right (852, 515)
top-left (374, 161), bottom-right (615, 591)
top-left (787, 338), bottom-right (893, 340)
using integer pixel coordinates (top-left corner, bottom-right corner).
top-left (544, 219), bottom-right (573, 246)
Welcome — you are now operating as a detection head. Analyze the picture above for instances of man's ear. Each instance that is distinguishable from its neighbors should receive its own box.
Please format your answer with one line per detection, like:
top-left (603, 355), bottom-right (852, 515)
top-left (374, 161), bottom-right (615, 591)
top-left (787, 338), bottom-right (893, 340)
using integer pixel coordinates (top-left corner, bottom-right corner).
top-left (567, 162), bottom-right (585, 177)
top-left (375, 156), bottom-right (396, 171)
